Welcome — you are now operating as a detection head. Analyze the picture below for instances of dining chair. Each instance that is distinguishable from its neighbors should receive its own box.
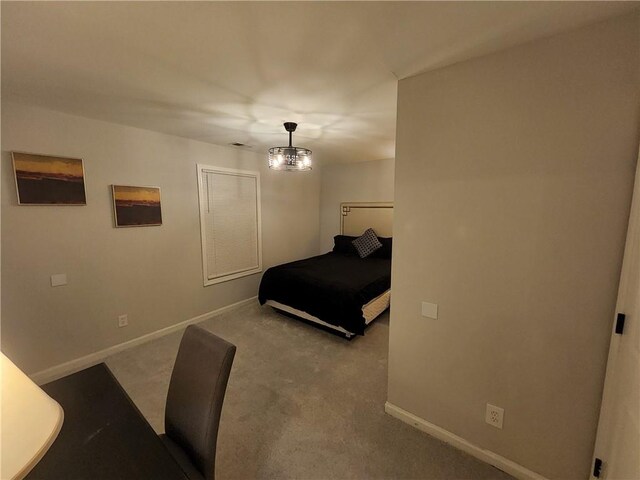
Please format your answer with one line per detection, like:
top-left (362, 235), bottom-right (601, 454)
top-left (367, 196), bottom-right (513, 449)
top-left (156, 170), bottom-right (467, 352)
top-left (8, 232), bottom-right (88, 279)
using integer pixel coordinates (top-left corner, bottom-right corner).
top-left (160, 325), bottom-right (236, 480)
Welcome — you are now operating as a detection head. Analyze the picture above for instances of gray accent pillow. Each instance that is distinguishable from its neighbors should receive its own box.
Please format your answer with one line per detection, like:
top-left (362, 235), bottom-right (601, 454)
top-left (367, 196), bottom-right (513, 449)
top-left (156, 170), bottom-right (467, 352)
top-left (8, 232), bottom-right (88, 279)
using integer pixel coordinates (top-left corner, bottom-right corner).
top-left (352, 228), bottom-right (383, 258)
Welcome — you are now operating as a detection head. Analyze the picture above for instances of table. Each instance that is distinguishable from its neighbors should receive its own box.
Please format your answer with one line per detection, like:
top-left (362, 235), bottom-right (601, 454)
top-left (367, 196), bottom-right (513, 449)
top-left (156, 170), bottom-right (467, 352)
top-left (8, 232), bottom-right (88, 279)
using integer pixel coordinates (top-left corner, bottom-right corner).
top-left (26, 363), bottom-right (188, 480)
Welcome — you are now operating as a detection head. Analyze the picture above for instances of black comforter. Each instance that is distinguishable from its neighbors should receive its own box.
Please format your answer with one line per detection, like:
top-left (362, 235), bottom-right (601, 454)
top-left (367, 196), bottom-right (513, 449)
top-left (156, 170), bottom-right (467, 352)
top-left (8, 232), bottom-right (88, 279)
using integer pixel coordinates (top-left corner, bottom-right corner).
top-left (258, 252), bottom-right (391, 335)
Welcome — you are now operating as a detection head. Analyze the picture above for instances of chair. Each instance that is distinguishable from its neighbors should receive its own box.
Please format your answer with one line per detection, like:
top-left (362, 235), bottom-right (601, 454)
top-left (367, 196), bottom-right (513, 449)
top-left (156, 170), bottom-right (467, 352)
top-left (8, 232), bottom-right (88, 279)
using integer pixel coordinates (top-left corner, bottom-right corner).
top-left (160, 325), bottom-right (236, 480)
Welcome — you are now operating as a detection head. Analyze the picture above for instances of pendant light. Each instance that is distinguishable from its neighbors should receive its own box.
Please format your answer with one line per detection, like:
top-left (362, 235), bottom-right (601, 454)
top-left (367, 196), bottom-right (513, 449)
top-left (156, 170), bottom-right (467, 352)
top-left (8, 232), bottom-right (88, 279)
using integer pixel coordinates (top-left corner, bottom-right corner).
top-left (268, 122), bottom-right (312, 171)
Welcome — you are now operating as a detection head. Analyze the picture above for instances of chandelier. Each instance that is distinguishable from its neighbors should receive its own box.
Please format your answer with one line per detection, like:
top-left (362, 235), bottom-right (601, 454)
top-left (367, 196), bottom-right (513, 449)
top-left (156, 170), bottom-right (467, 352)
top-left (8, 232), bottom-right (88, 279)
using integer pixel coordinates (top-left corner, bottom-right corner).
top-left (268, 122), bottom-right (312, 171)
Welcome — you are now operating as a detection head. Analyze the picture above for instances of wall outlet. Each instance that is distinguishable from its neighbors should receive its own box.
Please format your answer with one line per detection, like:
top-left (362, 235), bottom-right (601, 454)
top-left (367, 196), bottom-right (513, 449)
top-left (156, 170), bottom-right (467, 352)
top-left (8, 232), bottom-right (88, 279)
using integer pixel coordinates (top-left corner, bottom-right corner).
top-left (485, 403), bottom-right (504, 429)
top-left (118, 314), bottom-right (128, 328)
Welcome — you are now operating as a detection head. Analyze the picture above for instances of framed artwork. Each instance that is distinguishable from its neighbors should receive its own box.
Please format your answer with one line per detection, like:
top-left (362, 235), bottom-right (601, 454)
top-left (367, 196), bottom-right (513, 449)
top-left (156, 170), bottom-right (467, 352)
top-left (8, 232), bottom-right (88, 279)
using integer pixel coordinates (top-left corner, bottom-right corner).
top-left (112, 185), bottom-right (162, 227)
top-left (12, 152), bottom-right (87, 205)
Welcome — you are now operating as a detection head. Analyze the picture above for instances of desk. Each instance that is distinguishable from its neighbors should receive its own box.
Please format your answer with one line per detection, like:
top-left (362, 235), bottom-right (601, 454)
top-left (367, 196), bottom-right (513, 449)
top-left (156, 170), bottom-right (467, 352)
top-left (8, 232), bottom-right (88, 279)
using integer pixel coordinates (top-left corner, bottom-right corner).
top-left (26, 364), bottom-right (188, 480)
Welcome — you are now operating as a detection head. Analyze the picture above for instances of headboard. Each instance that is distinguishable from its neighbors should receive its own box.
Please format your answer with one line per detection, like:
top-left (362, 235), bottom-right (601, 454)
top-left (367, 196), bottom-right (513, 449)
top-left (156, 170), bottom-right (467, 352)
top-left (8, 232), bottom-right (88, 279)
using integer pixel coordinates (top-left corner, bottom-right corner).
top-left (341, 202), bottom-right (393, 237)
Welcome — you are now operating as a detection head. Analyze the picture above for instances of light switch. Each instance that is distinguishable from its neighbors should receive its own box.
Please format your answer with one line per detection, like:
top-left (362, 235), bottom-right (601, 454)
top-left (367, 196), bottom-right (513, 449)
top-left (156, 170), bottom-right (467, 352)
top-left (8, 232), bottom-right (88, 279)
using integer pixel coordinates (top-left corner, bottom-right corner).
top-left (50, 274), bottom-right (67, 287)
top-left (421, 301), bottom-right (438, 319)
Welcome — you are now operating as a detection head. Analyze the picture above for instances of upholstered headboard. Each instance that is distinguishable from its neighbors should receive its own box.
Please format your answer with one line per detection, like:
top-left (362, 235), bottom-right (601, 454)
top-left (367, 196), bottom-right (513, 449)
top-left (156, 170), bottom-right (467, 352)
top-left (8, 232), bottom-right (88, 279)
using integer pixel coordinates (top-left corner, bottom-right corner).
top-left (340, 202), bottom-right (393, 237)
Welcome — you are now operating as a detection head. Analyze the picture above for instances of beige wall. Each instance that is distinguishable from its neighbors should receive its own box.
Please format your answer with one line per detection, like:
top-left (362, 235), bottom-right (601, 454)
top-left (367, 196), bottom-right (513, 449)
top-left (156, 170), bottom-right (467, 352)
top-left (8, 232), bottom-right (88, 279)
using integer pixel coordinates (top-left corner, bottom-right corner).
top-left (389, 13), bottom-right (639, 480)
top-left (1, 102), bottom-right (320, 375)
top-left (319, 158), bottom-right (394, 253)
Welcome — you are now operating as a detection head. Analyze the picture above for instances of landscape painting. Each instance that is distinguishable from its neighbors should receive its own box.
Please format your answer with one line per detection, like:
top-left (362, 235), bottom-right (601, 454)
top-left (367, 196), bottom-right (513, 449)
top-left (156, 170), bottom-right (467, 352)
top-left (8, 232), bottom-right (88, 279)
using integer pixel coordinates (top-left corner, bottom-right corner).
top-left (112, 185), bottom-right (162, 227)
top-left (13, 152), bottom-right (87, 205)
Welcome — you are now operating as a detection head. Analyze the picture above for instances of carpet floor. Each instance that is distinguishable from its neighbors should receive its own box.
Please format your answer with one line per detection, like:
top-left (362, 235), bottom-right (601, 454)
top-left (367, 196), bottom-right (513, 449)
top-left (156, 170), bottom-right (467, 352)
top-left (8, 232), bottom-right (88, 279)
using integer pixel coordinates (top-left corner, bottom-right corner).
top-left (106, 302), bottom-right (513, 479)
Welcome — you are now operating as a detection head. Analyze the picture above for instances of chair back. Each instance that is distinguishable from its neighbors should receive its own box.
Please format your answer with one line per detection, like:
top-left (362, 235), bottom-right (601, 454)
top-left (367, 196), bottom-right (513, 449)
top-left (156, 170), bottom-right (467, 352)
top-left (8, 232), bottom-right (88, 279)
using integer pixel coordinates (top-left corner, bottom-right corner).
top-left (164, 325), bottom-right (236, 480)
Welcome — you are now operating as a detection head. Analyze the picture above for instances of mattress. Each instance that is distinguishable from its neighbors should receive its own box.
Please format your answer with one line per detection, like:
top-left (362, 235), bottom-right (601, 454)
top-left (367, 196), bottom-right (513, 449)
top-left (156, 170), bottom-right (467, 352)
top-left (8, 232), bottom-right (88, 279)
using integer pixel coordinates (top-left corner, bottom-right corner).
top-left (258, 252), bottom-right (391, 335)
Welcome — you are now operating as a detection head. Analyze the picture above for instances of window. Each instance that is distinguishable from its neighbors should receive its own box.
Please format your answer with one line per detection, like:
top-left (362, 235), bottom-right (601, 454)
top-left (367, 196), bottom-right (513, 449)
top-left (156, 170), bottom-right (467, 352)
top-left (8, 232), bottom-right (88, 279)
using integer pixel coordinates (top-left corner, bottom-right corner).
top-left (197, 164), bottom-right (262, 286)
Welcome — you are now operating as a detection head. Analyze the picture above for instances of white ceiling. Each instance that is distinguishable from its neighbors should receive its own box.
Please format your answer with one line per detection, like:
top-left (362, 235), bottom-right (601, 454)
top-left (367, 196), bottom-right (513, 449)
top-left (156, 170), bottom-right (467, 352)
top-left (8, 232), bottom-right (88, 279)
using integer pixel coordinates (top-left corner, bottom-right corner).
top-left (2, 2), bottom-right (637, 165)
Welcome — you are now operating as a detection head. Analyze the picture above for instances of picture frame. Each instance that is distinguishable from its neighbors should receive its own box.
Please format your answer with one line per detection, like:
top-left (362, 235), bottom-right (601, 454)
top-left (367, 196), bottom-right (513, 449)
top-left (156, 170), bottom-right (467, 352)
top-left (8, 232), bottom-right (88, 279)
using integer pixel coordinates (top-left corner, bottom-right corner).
top-left (111, 185), bottom-right (162, 228)
top-left (12, 152), bottom-right (87, 205)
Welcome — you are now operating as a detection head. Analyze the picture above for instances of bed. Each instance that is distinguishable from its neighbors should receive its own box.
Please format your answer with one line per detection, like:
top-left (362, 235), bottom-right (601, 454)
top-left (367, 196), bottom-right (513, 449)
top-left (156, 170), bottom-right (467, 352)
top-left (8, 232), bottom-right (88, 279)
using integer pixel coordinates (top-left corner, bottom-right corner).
top-left (258, 202), bottom-right (392, 338)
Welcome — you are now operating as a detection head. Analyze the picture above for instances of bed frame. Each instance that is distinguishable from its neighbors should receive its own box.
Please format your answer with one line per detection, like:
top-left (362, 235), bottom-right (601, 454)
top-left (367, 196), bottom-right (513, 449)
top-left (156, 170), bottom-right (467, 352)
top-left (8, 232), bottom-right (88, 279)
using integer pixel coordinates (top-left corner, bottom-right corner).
top-left (340, 202), bottom-right (393, 237)
top-left (266, 202), bottom-right (393, 338)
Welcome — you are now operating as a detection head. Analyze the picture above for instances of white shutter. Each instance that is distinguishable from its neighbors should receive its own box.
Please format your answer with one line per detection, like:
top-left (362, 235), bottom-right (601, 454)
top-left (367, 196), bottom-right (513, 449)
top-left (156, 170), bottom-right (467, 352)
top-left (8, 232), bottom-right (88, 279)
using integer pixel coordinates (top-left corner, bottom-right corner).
top-left (198, 165), bottom-right (262, 285)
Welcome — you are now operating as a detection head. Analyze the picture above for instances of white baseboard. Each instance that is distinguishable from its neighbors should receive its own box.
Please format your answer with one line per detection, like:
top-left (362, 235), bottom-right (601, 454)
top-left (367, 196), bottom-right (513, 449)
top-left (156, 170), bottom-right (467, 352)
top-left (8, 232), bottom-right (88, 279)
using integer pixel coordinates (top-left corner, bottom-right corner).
top-left (31, 297), bottom-right (257, 385)
top-left (384, 402), bottom-right (548, 480)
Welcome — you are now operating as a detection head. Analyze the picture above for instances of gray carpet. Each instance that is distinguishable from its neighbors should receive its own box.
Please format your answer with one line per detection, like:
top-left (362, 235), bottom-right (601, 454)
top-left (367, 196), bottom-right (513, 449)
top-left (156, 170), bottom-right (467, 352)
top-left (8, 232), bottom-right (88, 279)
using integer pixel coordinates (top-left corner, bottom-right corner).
top-left (106, 302), bottom-right (513, 479)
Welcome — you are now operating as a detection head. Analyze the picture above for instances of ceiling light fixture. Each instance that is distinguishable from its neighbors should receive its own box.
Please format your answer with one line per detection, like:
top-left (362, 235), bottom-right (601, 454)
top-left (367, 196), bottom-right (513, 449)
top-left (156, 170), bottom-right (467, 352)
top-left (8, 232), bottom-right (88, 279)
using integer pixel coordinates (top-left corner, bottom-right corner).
top-left (268, 122), bottom-right (312, 171)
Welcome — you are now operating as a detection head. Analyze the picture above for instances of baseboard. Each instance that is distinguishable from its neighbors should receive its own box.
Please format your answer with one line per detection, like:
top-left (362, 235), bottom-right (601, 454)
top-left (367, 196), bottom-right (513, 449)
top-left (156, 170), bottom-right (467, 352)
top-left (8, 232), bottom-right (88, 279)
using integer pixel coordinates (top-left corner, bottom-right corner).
top-left (384, 402), bottom-right (548, 480)
top-left (31, 297), bottom-right (257, 385)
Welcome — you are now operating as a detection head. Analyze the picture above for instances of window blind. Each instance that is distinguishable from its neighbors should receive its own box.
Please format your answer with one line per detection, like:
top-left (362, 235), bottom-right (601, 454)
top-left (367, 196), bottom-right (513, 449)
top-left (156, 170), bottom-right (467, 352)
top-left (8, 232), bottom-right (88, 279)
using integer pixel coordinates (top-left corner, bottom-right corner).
top-left (198, 166), bottom-right (261, 285)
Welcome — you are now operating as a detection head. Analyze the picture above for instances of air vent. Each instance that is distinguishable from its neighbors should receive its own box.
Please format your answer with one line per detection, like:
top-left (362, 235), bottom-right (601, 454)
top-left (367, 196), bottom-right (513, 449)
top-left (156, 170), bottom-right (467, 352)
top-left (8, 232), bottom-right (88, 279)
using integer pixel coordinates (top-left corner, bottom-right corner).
top-left (230, 142), bottom-right (251, 148)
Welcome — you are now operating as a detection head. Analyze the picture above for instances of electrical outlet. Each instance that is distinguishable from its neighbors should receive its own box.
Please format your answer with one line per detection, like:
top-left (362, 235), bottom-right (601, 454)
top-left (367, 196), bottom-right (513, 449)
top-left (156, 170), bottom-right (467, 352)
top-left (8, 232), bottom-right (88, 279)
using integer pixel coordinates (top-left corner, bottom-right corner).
top-left (485, 403), bottom-right (504, 429)
top-left (118, 314), bottom-right (128, 328)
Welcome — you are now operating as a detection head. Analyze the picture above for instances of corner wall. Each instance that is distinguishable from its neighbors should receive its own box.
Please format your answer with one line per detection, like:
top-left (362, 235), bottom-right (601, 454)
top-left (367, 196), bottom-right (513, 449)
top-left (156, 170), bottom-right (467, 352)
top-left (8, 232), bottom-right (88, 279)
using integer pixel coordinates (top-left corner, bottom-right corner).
top-left (1, 102), bottom-right (321, 375)
top-left (319, 158), bottom-right (394, 253)
top-left (389, 13), bottom-right (639, 479)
